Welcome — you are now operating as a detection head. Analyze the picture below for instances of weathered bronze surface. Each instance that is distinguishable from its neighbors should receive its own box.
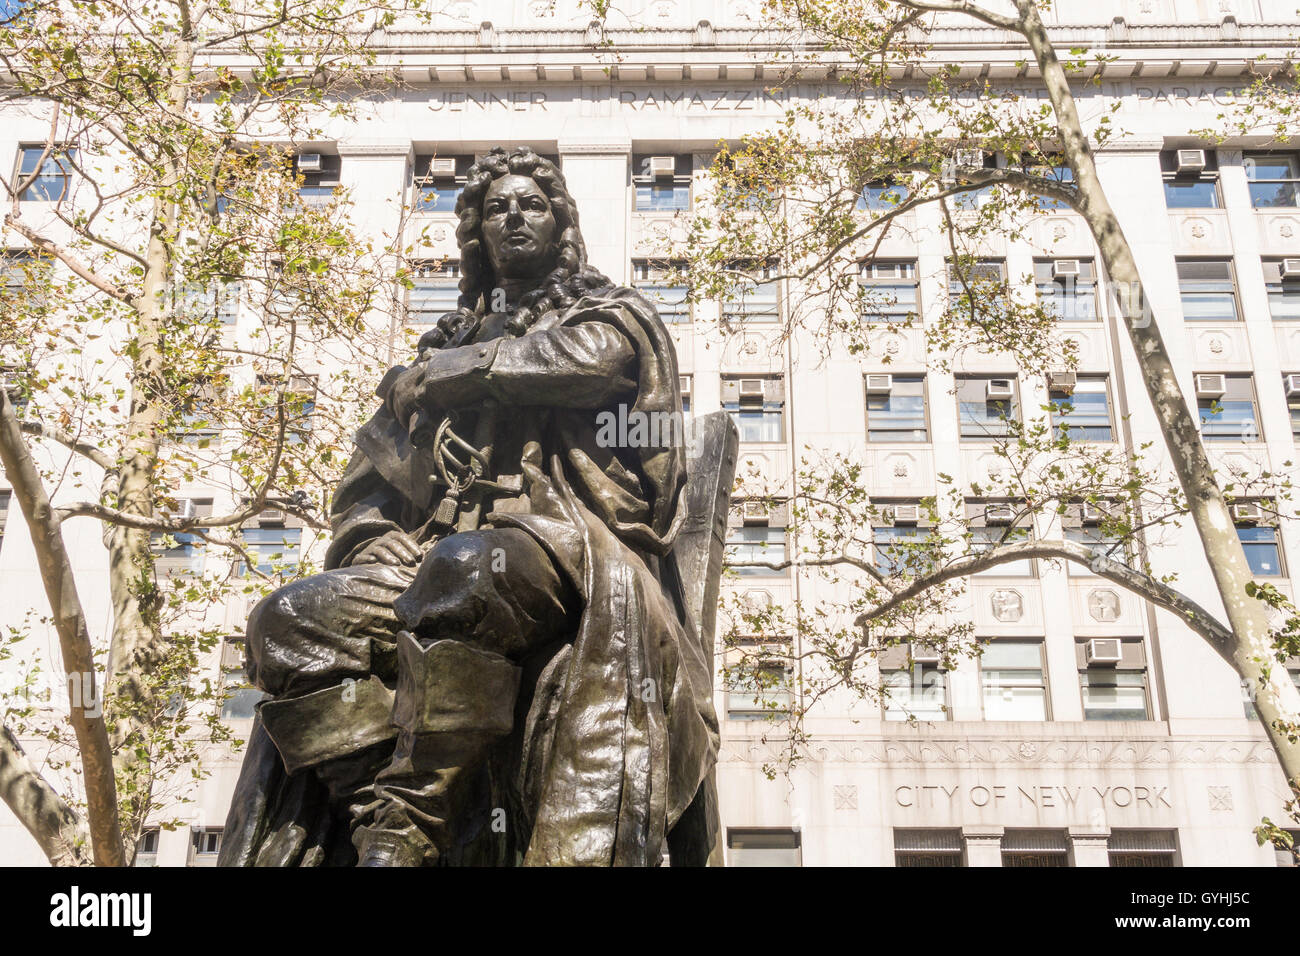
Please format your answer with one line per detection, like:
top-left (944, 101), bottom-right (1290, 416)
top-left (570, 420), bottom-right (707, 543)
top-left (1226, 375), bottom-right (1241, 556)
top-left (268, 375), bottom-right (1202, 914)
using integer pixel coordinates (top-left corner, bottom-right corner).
top-left (219, 146), bottom-right (734, 867)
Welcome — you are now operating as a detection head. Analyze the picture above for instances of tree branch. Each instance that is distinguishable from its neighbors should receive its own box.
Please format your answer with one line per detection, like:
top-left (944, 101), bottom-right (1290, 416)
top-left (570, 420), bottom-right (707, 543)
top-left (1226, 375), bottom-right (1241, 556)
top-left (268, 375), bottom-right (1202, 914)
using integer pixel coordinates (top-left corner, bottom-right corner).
top-left (0, 723), bottom-right (92, 867)
top-left (17, 420), bottom-right (119, 474)
top-left (0, 387), bottom-right (124, 866)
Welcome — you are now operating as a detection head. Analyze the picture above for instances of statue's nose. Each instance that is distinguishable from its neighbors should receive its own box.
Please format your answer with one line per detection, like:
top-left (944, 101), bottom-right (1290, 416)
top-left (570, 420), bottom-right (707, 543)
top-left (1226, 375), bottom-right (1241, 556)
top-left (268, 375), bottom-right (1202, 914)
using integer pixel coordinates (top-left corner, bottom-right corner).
top-left (505, 199), bottom-right (524, 224)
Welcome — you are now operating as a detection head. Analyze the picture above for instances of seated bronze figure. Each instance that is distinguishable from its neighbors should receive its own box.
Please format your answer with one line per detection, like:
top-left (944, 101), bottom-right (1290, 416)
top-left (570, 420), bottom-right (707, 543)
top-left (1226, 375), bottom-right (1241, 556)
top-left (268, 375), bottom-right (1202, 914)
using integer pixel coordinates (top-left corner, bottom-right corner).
top-left (219, 146), bottom-right (731, 867)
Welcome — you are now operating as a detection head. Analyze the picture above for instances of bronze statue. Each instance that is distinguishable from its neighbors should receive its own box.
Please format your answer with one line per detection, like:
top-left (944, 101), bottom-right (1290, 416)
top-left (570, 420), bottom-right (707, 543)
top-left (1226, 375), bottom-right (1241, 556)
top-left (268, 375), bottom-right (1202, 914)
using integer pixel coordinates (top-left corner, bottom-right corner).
top-left (219, 146), bottom-right (733, 866)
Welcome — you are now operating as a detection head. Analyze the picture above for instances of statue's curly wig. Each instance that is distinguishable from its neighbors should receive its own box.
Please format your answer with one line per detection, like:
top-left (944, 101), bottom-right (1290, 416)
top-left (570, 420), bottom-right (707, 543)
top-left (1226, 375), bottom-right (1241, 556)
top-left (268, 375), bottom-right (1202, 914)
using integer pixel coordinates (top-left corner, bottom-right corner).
top-left (423, 146), bottom-right (612, 347)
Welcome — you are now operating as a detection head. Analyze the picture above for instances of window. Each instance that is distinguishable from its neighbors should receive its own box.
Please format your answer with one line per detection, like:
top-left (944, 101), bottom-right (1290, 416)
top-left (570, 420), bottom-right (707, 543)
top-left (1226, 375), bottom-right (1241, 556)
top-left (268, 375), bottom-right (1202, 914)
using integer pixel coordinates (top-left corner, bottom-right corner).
top-left (1236, 522), bottom-right (1283, 577)
top-left (725, 525), bottom-right (786, 575)
top-left (951, 151), bottom-right (999, 210)
top-left (866, 375), bottom-right (927, 441)
top-left (219, 639), bottom-right (265, 720)
top-left (189, 827), bottom-right (223, 866)
top-left (1002, 830), bottom-right (1069, 867)
top-left (633, 154), bottom-right (691, 211)
top-left (1, 250), bottom-right (51, 309)
top-left (1022, 156), bottom-right (1074, 211)
top-left (413, 154), bottom-right (471, 212)
top-left (859, 261), bottom-right (919, 324)
top-left (407, 261), bottom-right (461, 324)
top-left (633, 260), bottom-right (690, 323)
top-left (980, 640), bottom-right (1048, 721)
top-left (894, 829), bottom-right (963, 867)
top-left (1077, 638), bottom-right (1150, 720)
top-left (1244, 152), bottom-right (1299, 208)
top-left (175, 281), bottom-right (240, 326)
top-left (241, 525), bottom-right (302, 575)
top-left (1107, 829), bottom-right (1178, 867)
top-left (134, 828), bottom-right (160, 868)
top-left (1034, 259), bottom-right (1098, 321)
top-left (150, 499), bottom-right (212, 575)
top-left (1177, 259), bottom-right (1238, 322)
top-left (16, 145), bottom-right (76, 202)
top-left (858, 178), bottom-right (910, 212)
top-left (1160, 149), bottom-right (1220, 208)
top-left (725, 661), bottom-right (792, 719)
top-left (0, 490), bottom-right (8, 556)
top-left (873, 524), bottom-right (934, 575)
top-left (1198, 374), bottom-right (1259, 442)
top-left (294, 152), bottom-right (341, 204)
top-left (1285, 374), bottom-right (1300, 438)
top-left (947, 259), bottom-right (1007, 315)
top-left (883, 661), bottom-right (947, 721)
top-left (956, 376), bottom-right (1019, 441)
top-left (721, 375), bottom-right (784, 442)
top-left (1049, 376), bottom-right (1113, 441)
top-left (720, 262), bottom-right (779, 324)
top-left (174, 380), bottom-right (223, 446)
top-left (257, 373), bottom-right (319, 447)
top-left (1264, 260), bottom-right (1300, 322)
top-left (727, 828), bottom-right (801, 867)
top-left (679, 374), bottom-right (692, 418)
top-left (1064, 523), bottom-right (1126, 576)
top-left (967, 501), bottom-right (1034, 576)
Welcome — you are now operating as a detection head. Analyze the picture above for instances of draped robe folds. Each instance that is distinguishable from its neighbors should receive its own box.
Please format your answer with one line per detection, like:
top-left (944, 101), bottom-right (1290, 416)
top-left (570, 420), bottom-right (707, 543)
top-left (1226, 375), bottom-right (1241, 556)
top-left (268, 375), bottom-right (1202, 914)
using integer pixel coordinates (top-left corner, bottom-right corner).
top-left (219, 285), bottom-right (719, 867)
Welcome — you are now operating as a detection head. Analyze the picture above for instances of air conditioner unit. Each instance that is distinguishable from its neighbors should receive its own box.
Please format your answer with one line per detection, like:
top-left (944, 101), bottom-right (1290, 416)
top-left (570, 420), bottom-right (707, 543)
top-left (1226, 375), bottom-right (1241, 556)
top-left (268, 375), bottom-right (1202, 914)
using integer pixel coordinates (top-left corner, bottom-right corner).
top-left (1194, 373), bottom-right (1226, 398)
top-left (955, 148), bottom-right (985, 168)
top-left (986, 379), bottom-right (1015, 400)
top-left (1285, 374), bottom-right (1300, 397)
top-left (258, 508), bottom-right (285, 525)
top-left (169, 498), bottom-right (197, 521)
top-left (649, 155), bottom-right (676, 179)
top-left (985, 504), bottom-right (1015, 524)
top-left (1080, 502), bottom-right (1105, 525)
top-left (220, 640), bottom-right (245, 670)
top-left (1231, 501), bottom-right (1264, 523)
top-left (909, 642), bottom-right (942, 664)
top-left (1281, 259), bottom-right (1300, 280)
top-left (428, 157), bottom-right (457, 177)
top-left (1085, 638), bottom-right (1123, 665)
top-left (679, 375), bottom-right (692, 398)
top-left (865, 373), bottom-right (894, 395)
top-left (742, 500), bottom-right (770, 525)
top-left (731, 155), bottom-right (753, 171)
top-left (1052, 259), bottom-right (1081, 279)
top-left (296, 153), bottom-right (324, 173)
top-left (1175, 149), bottom-right (1207, 174)
top-left (891, 503), bottom-right (921, 525)
top-left (1047, 371), bottom-right (1077, 395)
top-left (739, 378), bottom-right (765, 402)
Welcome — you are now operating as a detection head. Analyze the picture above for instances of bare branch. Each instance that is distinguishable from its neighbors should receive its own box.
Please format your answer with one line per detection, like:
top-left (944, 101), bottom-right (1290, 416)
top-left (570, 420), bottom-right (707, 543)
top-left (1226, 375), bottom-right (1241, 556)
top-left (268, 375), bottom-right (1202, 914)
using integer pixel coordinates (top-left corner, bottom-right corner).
top-left (0, 723), bottom-right (92, 867)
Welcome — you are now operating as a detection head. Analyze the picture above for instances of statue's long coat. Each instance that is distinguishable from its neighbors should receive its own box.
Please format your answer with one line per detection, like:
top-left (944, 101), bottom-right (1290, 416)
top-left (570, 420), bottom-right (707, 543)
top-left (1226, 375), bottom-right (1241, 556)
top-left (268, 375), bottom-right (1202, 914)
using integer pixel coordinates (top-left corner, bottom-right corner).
top-left (220, 287), bottom-right (719, 866)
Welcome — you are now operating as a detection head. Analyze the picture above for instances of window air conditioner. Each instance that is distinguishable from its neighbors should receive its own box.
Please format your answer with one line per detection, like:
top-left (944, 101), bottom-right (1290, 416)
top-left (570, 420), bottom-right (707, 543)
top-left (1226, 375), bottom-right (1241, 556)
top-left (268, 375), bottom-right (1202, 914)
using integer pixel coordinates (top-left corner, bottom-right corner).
top-left (649, 156), bottom-right (676, 179)
top-left (1194, 373), bottom-right (1226, 398)
top-left (742, 500), bottom-right (770, 525)
top-left (1281, 259), bottom-right (1300, 280)
top-left (1052, 259), bottom-right (1081, 279)
top-left (1231, 501), bottom-right (1264, 523)
top-left (984, 504), bottom-right (1015, 525)
top-left (909, 642), bottom-right (942, 664)
top-left (296, 153), bottom-right (324, 173)
top-left (258, 508), bottom-right (285, 526)
top-left (428, 157), bottom-right (457, 177)
top-left (1285, 373), bottom-right (1300, 398)
top-left (1085, 638), bottom-right (1123, 665)
top-left (986, 379), bottom-right (1015, 400)
top-left (679, 375), bottom-right (692, 399)
top-left (1047, 371), bottom-right (1077, 395)
top-left (955, 148), bottom-right (985, 169)
top-left (891, 503), bottom-right (921, 525)
top-left (1175, 149), bottom-right (1207, 174)
top-left (1080, 502), bottom-right (1105, 525)
top-left (865, 373), bottom-right (894, 395)
top-left (739, 378), bottom-right (765, 402)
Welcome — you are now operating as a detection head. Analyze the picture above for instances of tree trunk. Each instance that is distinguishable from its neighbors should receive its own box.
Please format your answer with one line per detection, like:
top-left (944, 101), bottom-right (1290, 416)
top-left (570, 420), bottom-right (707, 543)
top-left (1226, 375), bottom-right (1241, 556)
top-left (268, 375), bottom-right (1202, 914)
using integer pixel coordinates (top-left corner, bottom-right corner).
top-left (1013, 0), bottom-right (1300, 784)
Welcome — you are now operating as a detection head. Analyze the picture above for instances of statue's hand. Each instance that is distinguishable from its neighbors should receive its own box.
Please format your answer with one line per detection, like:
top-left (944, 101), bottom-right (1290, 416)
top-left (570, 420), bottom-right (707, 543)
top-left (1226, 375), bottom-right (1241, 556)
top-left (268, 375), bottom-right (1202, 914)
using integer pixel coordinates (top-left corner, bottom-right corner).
top-left (353, 530), bottom-right (423, 567)
top-left (383, 363), bottom-right (432, 434)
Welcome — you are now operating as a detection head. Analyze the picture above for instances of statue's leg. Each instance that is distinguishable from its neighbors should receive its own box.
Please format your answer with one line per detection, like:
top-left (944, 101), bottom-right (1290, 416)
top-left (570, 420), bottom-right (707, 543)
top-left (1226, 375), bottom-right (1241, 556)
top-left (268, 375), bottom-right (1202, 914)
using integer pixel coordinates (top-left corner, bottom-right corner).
top-left (353, 528), bottom-right (580, 867)
top-left (245, 564), bottom-right (418, 848)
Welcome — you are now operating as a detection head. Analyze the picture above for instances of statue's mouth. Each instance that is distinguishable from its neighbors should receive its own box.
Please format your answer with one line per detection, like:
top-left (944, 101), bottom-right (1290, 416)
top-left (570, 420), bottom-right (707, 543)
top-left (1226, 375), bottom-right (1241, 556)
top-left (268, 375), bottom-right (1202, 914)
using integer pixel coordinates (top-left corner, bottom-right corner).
top-left (505, 233), bottom-right (531, 246)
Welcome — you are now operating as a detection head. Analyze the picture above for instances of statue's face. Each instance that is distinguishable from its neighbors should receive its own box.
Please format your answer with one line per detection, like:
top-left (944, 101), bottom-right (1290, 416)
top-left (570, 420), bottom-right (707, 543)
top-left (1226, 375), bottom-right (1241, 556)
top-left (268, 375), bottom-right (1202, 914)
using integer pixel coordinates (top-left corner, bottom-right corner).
top-left (481, 173), bottom-right (558, 281)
